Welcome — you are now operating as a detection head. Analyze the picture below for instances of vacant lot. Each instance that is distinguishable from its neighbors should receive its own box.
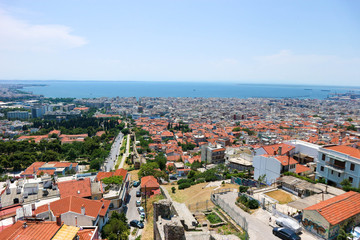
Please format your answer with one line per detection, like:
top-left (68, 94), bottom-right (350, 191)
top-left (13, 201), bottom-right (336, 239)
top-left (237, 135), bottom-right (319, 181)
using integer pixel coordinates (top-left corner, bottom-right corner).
top-left (163, 182), bottom-right (238, 206)
top-left (141, 194), bottom-right (164, 240)
top-left (264, 190), bottom-right (295, 204)
top-left (129, 169), bottom-right (140, 181)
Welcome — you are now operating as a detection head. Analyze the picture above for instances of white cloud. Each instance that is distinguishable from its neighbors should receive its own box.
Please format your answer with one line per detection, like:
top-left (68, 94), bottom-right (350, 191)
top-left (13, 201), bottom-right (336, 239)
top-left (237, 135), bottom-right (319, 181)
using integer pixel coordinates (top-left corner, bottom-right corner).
top-left (0, 9), bottom-right (87, 52)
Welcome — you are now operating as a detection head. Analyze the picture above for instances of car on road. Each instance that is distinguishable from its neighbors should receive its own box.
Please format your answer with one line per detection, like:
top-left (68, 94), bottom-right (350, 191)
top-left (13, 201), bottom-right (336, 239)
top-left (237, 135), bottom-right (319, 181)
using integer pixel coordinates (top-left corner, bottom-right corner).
top-left (275, 217), bottom-right (302, 233)
top-left (136, 200), bottom-right (141, 207)
top-left (169, 175), bottom-right (177, 180)
top-left (133, 181), bottom-right (140, 187)
top-left (138, 206), bottom-right (145, 214)
top-left (130, 220), bottom-right (144, 229)
top-left (136, 191), bottom-right (141, 197)
top-left (272, 227), bottom-right (300, 240)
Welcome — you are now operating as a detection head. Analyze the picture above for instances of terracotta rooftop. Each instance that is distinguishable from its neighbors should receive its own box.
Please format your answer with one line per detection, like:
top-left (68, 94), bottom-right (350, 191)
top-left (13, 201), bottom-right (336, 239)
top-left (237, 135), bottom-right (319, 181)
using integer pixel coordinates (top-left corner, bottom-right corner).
top-left (295, 164), bottom-right (311, 174)
top-left (0, 220), bottom-right (61, 240)
top-left (96, 168), bottom-right (127, 182)
top-left (274, 155), bottom-right (298, 166)
top-left (34, 195), bottom-right (110, 218)
top-left (304, 191), bottom-right (360, 225)
top-left (262, 143), bottom-right (295, 155)
top-left (141, 175), bottom-right (159, 189)
top-left (57, 178), bottom-right (92, 198)
top-left (323, 145), bottom-right (360, 159)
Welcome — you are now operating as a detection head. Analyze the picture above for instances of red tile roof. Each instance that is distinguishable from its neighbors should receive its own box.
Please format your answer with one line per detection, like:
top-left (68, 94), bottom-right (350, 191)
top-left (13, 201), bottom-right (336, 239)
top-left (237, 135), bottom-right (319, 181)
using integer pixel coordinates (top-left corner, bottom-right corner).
top-left (304, 191), bottom-right (360, 225)
top-left (141, 176), bottom-right (159, 189)
top-left (262, 143), bottom-right (295, 156)
top-left (0, 220), bottom-right (61, 240)
top-left (96, 168), bottom-right (127, 182)
top-left (78, 228), bottom-right (96, 240)
top-left (323, 145), bottom-right (360, 159)
top-left (295, 164), bottom-right (311, 174)
top-left (57, 178), bottom-right (92, 198)
top-left (274, 155), bottom-right (298, 166)
top-left (34, 195), bottom-right (110, 218)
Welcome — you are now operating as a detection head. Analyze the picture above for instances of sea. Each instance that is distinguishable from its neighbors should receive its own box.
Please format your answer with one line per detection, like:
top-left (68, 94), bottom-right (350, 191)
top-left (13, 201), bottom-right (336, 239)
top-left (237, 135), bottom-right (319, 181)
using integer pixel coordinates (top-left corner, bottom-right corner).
top-left (4, 81), bottom-right (360, 99)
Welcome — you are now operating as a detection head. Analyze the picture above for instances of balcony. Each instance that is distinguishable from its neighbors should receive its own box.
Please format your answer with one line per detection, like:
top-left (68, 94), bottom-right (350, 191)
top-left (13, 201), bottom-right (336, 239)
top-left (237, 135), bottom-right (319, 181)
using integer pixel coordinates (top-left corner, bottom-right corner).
top-left (325, 161), bottom-right (345, 172)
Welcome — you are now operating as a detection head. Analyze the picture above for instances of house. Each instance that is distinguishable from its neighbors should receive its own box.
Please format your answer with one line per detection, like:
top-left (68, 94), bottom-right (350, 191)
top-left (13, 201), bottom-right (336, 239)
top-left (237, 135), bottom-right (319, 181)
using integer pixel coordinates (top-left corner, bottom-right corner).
top-left (95, 168), bottom-right (130, 211)
top-left (20, 161), bottom-right (78, 178)
top-left (315, 145), bottom-right (360, 188)
top-left (0, 219), bottom-right (83, 240)
top-left (255, 143), bottom-right (295, 156)
top-left (253, 155), bottom-right (298, 184)
top-left (201, 144), bottom-right (226, 165)
top-left (57, 178), bottom-right (92, 199)
top-left (34, 195), bottom-right (110, 231)
top-left (141, 176), bottom-right (160, 196)
top-left (173, 162), bottom-right (191, 177)
top-left (303, 191), bottom-right (360, 239)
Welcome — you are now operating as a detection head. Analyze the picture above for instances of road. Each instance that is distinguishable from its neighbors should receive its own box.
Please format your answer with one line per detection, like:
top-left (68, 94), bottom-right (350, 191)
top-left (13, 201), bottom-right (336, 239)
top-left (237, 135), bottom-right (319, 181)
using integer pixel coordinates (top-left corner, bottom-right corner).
top-left (217, 192), bottom-right (318, 240)
top-left (118, 134), bottom-right (130, 169)
top-left (102, 131), bottom-right (124, 172)
top-left (126, 185), bottom-right (143, 240)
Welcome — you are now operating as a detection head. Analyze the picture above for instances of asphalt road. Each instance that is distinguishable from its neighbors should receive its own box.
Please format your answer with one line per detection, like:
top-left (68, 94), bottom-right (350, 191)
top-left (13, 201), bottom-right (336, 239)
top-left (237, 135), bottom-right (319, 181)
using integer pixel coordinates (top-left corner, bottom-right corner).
top-left (102, 131), bottom-right (123, 172)
top-left (126, 185), bottom-right (144, 240)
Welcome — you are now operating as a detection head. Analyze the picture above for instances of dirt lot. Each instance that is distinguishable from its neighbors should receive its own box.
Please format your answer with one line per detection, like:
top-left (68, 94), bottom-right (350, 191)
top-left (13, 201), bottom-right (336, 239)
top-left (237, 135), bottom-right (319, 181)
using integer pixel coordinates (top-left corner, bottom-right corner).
top-left (141, 194), bottom-right (164, 240)
top-left (264, 189), bottom-right (295, 204)
top-left (163, 182), bottom-right (238, 206)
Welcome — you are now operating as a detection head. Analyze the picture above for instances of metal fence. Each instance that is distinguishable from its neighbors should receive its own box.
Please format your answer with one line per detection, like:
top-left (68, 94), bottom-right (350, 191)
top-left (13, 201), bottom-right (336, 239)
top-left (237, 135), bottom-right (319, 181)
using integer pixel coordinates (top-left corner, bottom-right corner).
top-left (211, 193), bottom-right (249, 240)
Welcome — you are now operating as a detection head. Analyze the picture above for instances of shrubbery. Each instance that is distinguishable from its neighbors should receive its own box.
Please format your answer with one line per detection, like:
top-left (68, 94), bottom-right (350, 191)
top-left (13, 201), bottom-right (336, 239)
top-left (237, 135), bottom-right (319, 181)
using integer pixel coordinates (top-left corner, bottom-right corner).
top-left (237, 194), bottom-right (259, 210)
top-left (239, 185), bottom-right (249, 193)
top-left (178, 182), bottom-right (191, 190)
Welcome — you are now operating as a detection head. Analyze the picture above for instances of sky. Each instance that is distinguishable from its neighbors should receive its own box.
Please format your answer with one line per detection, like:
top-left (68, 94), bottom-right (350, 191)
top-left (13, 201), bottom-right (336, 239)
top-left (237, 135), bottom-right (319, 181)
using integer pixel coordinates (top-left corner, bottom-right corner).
top-left (0, 0), bottom-right (359, 86)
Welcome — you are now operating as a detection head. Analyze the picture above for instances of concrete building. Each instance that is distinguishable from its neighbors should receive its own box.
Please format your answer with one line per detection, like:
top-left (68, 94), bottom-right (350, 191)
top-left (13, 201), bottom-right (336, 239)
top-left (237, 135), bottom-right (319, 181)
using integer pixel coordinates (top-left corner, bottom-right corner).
top-left (253, 155), bottom-right (298, 185)
top-left (315, 145), bottom-right (360, 188)
top-left (201, 144), bottom-right (226, 165)
top-left (7, 111), bottom-right (29, 120)
top-left (303, 191), bottom-right (360, 239)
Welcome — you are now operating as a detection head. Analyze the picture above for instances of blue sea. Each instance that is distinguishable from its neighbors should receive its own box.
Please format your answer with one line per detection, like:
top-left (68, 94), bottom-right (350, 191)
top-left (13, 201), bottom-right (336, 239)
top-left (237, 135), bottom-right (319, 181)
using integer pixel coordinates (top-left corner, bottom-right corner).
top-left (4, 81), bottom-right (359, 99)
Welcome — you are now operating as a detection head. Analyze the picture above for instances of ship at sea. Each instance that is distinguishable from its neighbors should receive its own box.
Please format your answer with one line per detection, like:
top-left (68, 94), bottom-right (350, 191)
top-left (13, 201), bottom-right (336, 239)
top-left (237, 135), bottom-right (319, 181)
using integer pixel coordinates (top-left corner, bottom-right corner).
top-left (304, 88), bottom-right (312, 90)
top-left (321, 89), bottom-right (331, 92)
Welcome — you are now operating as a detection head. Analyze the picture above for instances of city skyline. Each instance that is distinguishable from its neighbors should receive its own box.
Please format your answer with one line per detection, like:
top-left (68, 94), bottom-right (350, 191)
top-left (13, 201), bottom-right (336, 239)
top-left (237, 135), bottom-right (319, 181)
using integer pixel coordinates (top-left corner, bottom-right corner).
top-left (0, 0), bottom-right (359, 86)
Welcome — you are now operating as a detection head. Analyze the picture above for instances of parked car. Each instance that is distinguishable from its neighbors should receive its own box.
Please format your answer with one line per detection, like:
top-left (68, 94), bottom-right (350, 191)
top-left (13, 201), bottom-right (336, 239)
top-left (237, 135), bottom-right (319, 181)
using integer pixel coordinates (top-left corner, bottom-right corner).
top-left (136, 191), bottom-right (141, 197)
top-left (130, 220), bottom-right (144, 229)
top-left (169, 175), bottom-right (177, 180)
top-left (136, 200), bottom-right (141, 207)
top-left (138, 206), bottom-right (145, 214)
top-left (133, 181), bottom-right (140, 187)
top-left (273, 227), bottom-right (300, 240)
top-left (275, 217), bottom-right (302, 233)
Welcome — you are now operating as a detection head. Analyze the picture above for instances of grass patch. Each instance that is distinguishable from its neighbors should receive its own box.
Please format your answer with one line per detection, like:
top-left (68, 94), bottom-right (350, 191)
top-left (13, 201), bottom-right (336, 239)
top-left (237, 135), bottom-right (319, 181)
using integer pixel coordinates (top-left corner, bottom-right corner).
top-left (265, 190), bottom-right (295, 204)
top-left (141, 194), bottom-right (165, 240)
top-left (206, 212), bottom-right (222, 224)
top-left (163, 183), bottom-right (238, 206)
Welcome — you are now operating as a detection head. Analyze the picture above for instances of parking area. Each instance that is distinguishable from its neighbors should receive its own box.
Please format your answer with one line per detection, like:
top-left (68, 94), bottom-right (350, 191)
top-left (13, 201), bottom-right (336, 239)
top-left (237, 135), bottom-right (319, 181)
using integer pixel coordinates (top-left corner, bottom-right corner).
top-left (126, 184), bottom-right (144, 239)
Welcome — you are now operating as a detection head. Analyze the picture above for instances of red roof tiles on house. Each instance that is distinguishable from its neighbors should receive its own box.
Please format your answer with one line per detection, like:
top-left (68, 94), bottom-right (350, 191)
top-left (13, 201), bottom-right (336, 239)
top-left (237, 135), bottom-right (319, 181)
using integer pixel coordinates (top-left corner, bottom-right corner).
top-left (323, 145), bottom-right (360, 159)
top-left (34, 195), bottom-right (110, 218)
top-left (262, 143), bottom-right (295, 156)
top-left (304, 191), bottom-right (360, 225)
top-left (57, 178), bottom-right (92, 198)
top-left (141, 176), bottom-right (159, 189)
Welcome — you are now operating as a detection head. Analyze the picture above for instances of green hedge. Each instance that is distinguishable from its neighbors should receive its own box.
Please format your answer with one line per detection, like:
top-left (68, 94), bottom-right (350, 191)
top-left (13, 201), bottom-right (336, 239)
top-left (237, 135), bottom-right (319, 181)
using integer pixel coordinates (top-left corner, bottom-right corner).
top-left (178, 182), bottom-right (191, 190)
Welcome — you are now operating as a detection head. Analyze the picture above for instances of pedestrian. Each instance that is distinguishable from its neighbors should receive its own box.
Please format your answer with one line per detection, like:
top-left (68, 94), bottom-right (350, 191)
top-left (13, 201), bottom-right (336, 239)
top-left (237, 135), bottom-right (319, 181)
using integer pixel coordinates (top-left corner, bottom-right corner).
top-left (269, 217), bottom-right (271, 223)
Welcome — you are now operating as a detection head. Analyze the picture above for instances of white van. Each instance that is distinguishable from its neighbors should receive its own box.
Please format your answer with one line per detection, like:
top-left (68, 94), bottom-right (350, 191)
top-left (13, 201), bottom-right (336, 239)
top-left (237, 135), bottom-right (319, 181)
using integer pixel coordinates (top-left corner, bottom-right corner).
top-left (275, 217), bottom-right (302, 233)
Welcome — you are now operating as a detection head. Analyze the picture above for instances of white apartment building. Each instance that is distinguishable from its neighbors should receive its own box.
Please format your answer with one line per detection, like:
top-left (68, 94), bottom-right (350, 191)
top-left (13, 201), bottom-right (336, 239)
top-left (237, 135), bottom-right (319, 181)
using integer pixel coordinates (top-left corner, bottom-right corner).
top-left (316, 145), bottom-right (360, 188)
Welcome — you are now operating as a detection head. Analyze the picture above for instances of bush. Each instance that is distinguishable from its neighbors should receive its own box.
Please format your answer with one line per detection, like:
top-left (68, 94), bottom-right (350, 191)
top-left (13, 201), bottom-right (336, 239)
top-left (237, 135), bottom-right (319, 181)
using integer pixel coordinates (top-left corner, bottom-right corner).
top-left (239, 185), bottom-right (249, 193)
top-left (196, 178), bottom-right (205, 184)
top-left (178, 182), bottom-right (191, 190)
top-left (247, 199), bottom-right (259, 209)
top-left (239, 195), bottom-right (248, 204)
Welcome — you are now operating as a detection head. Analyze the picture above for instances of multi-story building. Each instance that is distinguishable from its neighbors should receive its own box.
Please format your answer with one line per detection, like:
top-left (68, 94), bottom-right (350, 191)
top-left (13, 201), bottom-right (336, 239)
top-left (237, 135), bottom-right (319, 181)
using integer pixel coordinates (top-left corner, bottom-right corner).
top-left (7, 111), bottom-right (29, 120)
top-left (201, 144), bottom-right (226, 164)
top-left (316, 145), bottom-right (360, 188)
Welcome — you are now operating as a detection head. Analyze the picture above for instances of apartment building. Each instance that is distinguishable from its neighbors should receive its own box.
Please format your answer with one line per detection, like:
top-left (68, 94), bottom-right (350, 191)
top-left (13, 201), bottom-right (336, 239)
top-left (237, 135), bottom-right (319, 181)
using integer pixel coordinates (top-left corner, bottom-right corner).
top-left (316, 145), bottom-right (360, 188)
top-left (201, 144), bottom-right (226, 164)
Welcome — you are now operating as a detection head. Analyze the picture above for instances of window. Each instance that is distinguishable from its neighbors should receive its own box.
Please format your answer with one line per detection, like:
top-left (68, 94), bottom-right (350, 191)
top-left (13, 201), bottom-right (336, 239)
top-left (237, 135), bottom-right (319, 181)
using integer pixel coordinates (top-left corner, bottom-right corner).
top-left (349, 177), bottom-right (353, 183)
top-left (338, 173), bottom-right (341, 177)
top-left (322, 154), bottom-right (326, 161)
top-left (320, 166), bottom-right (324, 171)
top-left (331, 170), bottom-right (334, 175)
top-left (351, 163), bottom-right (355, 171)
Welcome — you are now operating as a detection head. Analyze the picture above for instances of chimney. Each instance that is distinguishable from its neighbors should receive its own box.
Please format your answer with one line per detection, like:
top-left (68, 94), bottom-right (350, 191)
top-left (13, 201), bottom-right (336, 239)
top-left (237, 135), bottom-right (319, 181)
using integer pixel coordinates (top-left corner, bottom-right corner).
top-left (48, 203), bottom-right (52, 221)
top-left (23, 222), bottom-right (27, 228)
top-left (81, 204), bottom-right (85, 215)
top-left (278, 146), bottom-right (282, 155)
top-left (56, 215), bottom-right (62, 226)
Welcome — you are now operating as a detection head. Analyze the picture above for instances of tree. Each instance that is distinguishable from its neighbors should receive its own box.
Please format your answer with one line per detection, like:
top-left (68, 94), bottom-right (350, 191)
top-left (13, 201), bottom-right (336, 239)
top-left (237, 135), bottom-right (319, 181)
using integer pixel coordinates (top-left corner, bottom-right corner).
top-left (257, 174), bottom-right (266, 186)
top-left (121, 128), bottom-right (130, 135)
top-left (340, 179), bottom-right (352, 189)
top-left (101, 212), bottom-right (129, 240)
top-left (337, 227), bottom-right (353, 240)
top-left (171, 187), bottom-right (176, 193)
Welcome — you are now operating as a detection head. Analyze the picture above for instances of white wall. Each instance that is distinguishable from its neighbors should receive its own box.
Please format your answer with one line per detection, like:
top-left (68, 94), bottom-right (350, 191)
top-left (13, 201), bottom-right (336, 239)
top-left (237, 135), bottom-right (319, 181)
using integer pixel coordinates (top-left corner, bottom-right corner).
top-left (61, 212), bottom-right (95, 227)
top-left (285, 140), bottom-right (320, 161)
top-left (255, 148), bottom-right (266, 156)
top-left (253, 155), bottom-right (281, 185)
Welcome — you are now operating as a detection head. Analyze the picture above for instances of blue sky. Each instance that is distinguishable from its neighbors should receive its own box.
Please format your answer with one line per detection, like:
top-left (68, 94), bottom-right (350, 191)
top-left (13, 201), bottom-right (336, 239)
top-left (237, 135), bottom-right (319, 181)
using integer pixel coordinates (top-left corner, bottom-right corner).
top-left (0, 0), bottom-right (359, 85)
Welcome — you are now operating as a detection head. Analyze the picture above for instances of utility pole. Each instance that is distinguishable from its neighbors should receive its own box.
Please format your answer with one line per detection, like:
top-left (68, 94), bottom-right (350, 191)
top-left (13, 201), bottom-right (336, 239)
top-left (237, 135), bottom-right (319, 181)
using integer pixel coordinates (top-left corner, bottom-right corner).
top-left (144, 185), bottom-right (147, 220)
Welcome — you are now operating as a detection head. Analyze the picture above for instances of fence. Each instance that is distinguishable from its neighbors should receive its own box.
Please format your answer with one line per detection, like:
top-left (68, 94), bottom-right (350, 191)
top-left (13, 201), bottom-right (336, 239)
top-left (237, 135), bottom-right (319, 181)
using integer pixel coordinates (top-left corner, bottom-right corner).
top-left (211, 193), bottom-right (249, 240)
top-left (187, 200), bottom-right (214, 213)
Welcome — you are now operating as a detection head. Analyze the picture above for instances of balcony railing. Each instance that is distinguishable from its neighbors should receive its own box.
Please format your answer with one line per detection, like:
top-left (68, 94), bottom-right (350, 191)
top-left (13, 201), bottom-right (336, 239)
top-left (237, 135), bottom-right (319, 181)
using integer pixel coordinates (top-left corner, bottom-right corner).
top-left (326, 161), bottom-right (345, 170)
